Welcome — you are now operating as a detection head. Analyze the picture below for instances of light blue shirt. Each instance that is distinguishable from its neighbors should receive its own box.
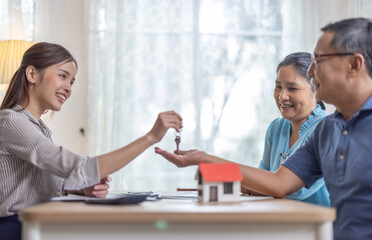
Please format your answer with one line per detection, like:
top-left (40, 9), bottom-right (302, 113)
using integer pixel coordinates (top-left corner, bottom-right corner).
top-left (259, 105), bottom-right (330, 206)
top-left (283, 95), bottom-right (372, 240)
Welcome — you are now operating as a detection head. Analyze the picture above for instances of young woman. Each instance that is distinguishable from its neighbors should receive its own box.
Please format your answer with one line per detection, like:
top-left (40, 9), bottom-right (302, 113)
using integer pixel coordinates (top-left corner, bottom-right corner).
top-left (0, 42), bottom-right (183, 240)
top-left (155, 52), bottom-right (330, 206)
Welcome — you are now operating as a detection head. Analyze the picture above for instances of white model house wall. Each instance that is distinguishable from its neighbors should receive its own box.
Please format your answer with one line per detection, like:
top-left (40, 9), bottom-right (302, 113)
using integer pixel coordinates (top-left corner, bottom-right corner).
top-left (199, 181), bottom-right (241, 202)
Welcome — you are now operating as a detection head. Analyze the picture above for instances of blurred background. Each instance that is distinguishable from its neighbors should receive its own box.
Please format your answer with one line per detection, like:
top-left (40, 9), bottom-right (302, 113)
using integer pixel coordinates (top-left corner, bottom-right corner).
top-left (0, 0), bottom-right (371, 192)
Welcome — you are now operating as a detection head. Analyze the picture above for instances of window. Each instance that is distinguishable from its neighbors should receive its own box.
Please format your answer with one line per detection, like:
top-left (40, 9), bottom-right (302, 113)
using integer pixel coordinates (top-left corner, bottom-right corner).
top-left (0, 0), bottom-right (35, 41)
top-left (223, 182), bottom-right (233, 194)
top-left (87, 0), bottom-right (282, 192)
top-left (0, 0), bottom-right (371, 193)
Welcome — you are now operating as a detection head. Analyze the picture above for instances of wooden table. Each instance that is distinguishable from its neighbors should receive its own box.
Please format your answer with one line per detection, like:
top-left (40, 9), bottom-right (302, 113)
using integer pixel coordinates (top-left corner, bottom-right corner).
top-left (20, 197), bottom-right (335, 240)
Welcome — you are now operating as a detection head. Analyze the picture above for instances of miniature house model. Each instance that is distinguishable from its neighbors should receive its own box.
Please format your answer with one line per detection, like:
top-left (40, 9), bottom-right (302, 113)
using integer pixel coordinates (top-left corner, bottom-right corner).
top-left (197, 163), bottom-right (243, 202)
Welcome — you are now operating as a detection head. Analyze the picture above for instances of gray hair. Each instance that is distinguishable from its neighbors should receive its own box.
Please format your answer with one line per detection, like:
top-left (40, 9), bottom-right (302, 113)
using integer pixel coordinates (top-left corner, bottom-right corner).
top-left (276, 52), bottom-right (325, 110)
top-left (276, 52), bottom-right (312, 84)
top-left (321, 17), bottom-right (372, 77)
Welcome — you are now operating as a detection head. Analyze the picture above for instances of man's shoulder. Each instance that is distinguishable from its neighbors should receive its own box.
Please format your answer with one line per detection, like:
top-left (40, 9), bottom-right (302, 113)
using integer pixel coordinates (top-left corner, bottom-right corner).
top-left (315, 112), bottom-right (336, 126)
top-left (311, 114), bottom-right (335, 132)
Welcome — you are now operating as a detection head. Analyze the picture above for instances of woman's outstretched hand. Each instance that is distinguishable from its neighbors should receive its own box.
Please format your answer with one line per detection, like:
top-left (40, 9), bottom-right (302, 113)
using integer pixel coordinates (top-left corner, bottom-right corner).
top-left (82, 176), bottom-right (111, 198)
top-left (154, 147), bottom-right (206, 167)
top-left (146, 111), bottom-right (183, 144)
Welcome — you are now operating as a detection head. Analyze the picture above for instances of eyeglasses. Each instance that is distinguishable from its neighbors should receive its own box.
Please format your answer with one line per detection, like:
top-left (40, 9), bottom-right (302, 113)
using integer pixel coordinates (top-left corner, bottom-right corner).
top-left (311, 52), bottom-right (355, 65)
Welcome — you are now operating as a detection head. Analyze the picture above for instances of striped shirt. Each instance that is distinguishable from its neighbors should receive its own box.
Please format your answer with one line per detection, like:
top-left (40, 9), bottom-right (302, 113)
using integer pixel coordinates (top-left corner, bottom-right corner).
top-left (0, 105), bottom-right (100, 216)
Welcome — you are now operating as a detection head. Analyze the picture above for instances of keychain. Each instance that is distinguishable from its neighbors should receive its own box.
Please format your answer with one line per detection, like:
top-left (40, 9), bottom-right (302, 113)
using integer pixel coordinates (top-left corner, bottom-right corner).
top-left (175, 129), bottom-right (182, 155)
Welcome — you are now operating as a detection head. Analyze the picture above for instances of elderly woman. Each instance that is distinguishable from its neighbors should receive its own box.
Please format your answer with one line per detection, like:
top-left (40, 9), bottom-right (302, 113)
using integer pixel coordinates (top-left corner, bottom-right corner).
top-left (155, 52), bottom-right (330, 206)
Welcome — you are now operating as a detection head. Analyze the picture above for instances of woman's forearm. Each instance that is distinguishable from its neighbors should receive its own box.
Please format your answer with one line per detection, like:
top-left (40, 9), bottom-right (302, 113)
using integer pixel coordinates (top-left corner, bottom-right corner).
top-left (98, 111), bottom-right (183, 178)
top-left (98, 134), bottom-right (155, 178)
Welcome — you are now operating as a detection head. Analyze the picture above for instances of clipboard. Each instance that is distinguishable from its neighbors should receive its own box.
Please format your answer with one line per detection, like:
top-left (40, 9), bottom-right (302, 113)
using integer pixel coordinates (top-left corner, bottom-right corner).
top-left (85, 194), bottom-right (148, 205)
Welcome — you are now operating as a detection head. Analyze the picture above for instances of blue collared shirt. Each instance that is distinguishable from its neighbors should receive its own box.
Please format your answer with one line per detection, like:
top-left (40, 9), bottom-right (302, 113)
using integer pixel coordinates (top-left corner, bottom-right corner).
top-left (259, 105), bottom-right (330, 206)
top-left (283, 95), bottom-right (372, 240)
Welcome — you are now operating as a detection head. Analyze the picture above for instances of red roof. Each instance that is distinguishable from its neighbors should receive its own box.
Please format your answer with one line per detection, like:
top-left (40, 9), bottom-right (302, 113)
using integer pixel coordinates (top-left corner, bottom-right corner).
top-left (199, 163), bottom-right (243, 182)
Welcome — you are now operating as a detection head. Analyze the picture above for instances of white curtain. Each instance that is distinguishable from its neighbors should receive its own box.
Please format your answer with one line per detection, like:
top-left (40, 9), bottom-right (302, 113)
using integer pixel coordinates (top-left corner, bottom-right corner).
top-left (282, 0), bottom-right (364, 55)
top-left (1, 0), bottom-right (370, 192)
top-left (86, 0), bottom-right (282, 192)
top-left (86, 0), bottom-right (371, 192)
top-left (0, 0), bottom-right (35, 41)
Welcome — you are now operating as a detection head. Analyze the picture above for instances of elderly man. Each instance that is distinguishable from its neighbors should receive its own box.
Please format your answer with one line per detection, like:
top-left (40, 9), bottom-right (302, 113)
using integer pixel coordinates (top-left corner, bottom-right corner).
top-left (156, 18), bottom-right (372, 240)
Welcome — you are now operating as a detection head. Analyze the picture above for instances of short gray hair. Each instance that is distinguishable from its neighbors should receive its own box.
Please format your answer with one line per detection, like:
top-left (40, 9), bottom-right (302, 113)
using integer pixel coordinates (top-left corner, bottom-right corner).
top-left (321, 18), bottom-right (372, 77)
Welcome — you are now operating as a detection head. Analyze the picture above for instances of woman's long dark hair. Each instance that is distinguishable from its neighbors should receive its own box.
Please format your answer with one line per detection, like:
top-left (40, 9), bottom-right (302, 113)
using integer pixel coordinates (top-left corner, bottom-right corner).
top-left (276, 52), bottom-right (325, 110)
top-left (0, 42), bottom-right (77, 110)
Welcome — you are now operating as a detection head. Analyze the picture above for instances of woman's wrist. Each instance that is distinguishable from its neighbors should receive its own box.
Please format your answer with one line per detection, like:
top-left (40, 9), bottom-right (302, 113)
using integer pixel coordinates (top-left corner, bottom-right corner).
top-left (144, 132), bottom-right (158, 145)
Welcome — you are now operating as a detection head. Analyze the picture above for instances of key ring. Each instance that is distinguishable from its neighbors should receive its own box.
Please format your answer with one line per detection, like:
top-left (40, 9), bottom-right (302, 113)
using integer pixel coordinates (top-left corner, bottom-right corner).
top-left (175, 128), bottom-right (182, 136)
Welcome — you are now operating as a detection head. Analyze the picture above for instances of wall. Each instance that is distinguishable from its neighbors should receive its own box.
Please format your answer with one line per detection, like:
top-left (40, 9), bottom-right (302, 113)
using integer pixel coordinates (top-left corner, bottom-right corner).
top-left (41, 0), bottom-right (368, 155)
top-left (38, 0), bottom-right (89, 155)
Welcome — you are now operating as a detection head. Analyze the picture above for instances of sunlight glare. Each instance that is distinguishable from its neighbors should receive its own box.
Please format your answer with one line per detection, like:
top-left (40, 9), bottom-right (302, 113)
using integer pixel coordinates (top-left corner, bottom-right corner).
top-left (199, 1), bottom-right (226, 33)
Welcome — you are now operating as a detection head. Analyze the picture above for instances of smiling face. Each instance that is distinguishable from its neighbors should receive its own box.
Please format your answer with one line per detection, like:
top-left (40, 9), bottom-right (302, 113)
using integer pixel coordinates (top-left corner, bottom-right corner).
top-left (307, 32), bottom-right (350, 104)
top-left (274, 65), bottom-right (316, 125)
top-left (26, 60), bottom-right (77, 118)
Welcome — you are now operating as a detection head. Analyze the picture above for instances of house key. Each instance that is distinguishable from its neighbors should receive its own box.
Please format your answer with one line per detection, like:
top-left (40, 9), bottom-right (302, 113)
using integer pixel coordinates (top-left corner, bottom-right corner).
top-left (175, 130), bottom-right (181, 155)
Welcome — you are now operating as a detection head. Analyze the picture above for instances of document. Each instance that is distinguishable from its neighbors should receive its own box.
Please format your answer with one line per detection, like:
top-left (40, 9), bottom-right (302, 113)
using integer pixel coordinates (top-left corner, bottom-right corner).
top-left (50, 193), bottom-right (123, 202)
